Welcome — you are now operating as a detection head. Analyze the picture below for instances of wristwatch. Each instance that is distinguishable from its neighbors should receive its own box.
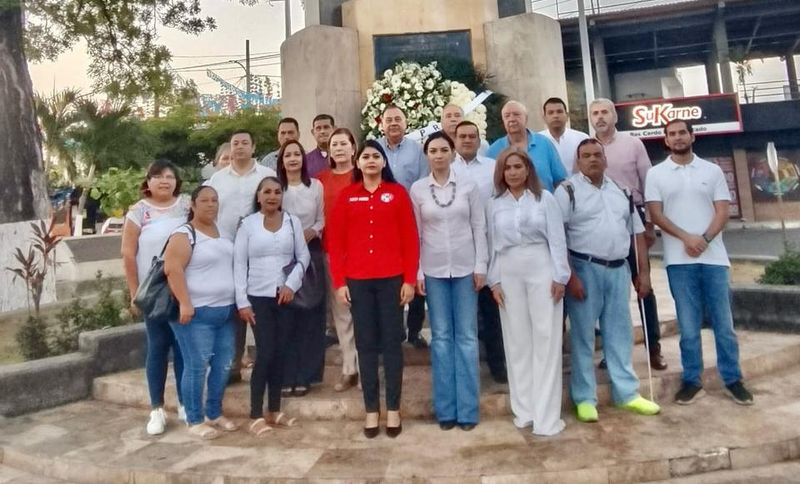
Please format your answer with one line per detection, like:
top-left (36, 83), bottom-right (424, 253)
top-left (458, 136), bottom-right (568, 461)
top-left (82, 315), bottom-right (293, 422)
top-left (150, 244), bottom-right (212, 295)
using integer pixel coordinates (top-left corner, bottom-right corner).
top-left (702, 233), bottom-right (713, 244)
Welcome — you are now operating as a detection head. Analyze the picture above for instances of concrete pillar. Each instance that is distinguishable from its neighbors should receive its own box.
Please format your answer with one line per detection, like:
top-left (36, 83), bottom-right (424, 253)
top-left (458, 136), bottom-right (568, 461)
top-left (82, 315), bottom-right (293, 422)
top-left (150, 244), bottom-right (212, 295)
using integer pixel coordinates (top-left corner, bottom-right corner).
top-left (705, 52), bottom-right (721, 94)
top-left (713, 13), bottom-right (735, 93)
top-left (592, 36), bottom-right (611, 99)
top-left (280, 25), bottom-right (362, 149)
top-left (786, 53), bottom-right (799, 100)
top-left (732, 148), bottom-right (756, 222)
top-left (484, 13), bottom-right (568, 132)
top-left (304, 0), bottom-right (347, 27)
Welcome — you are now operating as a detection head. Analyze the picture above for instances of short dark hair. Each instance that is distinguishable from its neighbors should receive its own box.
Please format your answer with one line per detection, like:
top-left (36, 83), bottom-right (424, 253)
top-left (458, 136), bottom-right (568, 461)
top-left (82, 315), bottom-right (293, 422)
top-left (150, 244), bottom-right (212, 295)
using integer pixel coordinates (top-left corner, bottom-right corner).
top-left (353, 140), bottom-right (397, 184)
top-left (229, 129), bottom-right (254, 143)
top-left (312, 114), bottom-right (335, 127)
top-left (543, 97), bottom-right (568, 113)
top-left (454, 120), bottom-right (480, 136)
top-left (424, 131), bottom-right (454, 153)
top-left (276, 140), bottom-right (311, 188)
top-left (664, 118), bottom-right (694, 135)
top-left (576, 138), bottom-right (605, 158)
top-left (278, 117), bottom-right (299, 130)
top-left (140, 159), bottom-right (182, 198)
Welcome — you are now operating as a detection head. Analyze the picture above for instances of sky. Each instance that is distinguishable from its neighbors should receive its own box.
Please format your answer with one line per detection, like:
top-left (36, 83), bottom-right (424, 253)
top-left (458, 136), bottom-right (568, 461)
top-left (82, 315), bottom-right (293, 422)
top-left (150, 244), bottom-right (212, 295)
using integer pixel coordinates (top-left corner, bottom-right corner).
top-left (27, 0), bottom-right (798, 104)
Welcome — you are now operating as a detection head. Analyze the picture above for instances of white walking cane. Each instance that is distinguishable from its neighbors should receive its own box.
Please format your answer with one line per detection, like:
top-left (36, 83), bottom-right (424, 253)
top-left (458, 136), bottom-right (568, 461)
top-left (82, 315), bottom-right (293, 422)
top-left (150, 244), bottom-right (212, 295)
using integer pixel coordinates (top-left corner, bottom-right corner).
top-left (627, 191), bottom-right (656, 403)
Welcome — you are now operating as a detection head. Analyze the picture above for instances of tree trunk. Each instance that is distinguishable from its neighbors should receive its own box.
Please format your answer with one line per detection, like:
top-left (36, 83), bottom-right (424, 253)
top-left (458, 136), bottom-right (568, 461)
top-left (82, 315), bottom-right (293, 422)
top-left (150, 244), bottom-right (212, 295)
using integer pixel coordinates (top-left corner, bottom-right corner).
top-left (0, 2), bottom-right (49, 224)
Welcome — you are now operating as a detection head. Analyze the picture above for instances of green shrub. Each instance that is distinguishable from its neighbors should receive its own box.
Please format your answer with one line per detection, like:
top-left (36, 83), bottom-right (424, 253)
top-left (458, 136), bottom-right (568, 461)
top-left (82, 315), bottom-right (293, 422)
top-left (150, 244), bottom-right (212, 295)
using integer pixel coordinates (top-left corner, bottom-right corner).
top-left (16, 316), bottom-right (50, 360)
top-left (759, 251), bottom-right (800, 285)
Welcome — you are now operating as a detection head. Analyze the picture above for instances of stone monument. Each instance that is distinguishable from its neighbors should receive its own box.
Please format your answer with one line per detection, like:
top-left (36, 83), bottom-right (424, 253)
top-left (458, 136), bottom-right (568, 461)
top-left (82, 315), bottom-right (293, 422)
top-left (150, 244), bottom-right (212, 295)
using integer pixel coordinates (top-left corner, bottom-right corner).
top-left (283, 0), bottom-right (565, 147)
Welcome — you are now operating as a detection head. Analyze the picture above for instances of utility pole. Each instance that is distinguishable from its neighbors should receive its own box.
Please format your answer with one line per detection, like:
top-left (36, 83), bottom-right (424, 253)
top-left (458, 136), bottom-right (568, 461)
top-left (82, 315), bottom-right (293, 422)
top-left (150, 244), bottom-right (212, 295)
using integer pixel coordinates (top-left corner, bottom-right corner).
top-left (245, 39), bottom-right (251, 94)
top-left (285, 0), bottom-right (292, 39)
top-left (578, 0), bottom-right (596, 135)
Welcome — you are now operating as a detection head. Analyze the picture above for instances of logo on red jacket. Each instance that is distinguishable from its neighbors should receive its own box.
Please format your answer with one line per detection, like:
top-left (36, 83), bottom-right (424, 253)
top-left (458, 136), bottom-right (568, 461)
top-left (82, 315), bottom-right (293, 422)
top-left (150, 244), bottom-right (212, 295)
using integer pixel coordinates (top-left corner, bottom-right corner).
top-left (380, 193), bottom-right (394, 203)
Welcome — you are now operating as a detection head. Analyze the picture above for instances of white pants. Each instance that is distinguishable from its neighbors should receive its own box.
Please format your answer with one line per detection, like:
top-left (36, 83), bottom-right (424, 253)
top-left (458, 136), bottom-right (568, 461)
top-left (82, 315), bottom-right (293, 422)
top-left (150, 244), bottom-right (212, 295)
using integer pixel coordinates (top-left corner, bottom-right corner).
top-left (497, 244), bottom-right (565, 436)
top-left (325, 256), bottom-right (358, 376)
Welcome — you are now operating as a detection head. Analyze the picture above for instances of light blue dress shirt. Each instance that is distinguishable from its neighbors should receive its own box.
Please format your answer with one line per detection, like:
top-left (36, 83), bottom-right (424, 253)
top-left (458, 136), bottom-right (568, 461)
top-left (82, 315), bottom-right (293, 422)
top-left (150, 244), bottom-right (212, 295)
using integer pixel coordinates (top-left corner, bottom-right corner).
top-left (487, 129), bottom-right (568, 192)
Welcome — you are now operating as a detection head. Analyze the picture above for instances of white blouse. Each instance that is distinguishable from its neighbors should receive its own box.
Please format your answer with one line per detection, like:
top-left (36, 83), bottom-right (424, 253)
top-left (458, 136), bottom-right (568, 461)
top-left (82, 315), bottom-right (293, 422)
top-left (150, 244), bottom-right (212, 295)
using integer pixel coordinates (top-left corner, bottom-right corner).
top-left (410, 170), bottom-right (488, 279)
top-left (282, 179), bottom-right (325, 237)
top-left (486, 190), bottom-right (570, 286)
top-left (233, 211), bottom-right (310, 309)
top-left (172, 225), bottom-right (235, 308)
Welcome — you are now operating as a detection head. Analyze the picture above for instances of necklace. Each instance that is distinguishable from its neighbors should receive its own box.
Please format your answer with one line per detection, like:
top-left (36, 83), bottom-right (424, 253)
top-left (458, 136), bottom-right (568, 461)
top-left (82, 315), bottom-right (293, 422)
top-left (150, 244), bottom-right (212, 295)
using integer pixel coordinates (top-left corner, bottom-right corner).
top-left (430, 182), bottom-right (457, 208)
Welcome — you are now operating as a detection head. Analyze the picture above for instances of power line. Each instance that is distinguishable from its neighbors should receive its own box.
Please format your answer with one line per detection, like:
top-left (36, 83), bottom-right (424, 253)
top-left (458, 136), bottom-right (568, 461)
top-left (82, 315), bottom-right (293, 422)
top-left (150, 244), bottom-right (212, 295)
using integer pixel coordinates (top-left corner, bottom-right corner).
top-left (172, 51), bottom-right (276, 59)
top-left (170, 54), bottom-right (280, 72)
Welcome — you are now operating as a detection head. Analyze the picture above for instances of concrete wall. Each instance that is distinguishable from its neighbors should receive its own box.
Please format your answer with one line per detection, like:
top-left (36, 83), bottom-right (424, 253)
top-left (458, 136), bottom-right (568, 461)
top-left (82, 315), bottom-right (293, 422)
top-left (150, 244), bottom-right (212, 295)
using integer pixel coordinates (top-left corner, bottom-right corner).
top-left (484, 13), bottom-right (568, 132)
top-left (0, 323), bottom-right (147, 417)
top-left (280, 25), bottom-right (362, 149)
top-left (1, 221), bottom-right (56, 313)
top-left (732, 284), bottom-right (800, 333)
top-left (342, 0), bottom-right (499, 95)
top-left (614, 68), bottom-right (685, 102)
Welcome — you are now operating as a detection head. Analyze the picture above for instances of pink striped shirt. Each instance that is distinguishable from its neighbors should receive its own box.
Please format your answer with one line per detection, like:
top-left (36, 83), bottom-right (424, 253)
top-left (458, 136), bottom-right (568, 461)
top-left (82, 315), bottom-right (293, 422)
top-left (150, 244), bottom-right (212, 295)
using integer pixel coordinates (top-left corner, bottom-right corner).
top-left (599, 130), bottom-right (652, 206)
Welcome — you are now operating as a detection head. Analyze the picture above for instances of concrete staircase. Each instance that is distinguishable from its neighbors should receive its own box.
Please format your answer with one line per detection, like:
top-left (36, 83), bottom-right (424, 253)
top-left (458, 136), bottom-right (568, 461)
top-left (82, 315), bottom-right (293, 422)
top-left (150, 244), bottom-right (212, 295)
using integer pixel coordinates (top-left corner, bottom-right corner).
top-left (1, 327), bottom-right (800, 482)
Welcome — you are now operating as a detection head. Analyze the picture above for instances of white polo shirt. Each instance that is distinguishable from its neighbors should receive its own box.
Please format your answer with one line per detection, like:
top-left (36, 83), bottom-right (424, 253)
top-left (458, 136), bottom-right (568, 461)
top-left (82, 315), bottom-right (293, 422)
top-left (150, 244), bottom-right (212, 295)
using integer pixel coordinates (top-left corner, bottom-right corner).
top-left (644, 155), bottom-right (730, 267)
top-left (538, 128), bottom-right (590, 174)
top-left (452, 153), bottom-right (496, 205)
top-left (554, 173), bottom-right (644, 261)
top-left (205, 161), bottom-right (277, 240)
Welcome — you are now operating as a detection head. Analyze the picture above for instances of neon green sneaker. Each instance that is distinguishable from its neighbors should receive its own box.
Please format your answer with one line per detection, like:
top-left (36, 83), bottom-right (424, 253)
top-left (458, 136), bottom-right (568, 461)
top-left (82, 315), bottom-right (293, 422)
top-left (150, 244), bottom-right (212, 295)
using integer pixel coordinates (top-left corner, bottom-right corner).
top-left (620, 396), bottom-right (661, 416)
top-left (575, 402), bottom-right (599, 423)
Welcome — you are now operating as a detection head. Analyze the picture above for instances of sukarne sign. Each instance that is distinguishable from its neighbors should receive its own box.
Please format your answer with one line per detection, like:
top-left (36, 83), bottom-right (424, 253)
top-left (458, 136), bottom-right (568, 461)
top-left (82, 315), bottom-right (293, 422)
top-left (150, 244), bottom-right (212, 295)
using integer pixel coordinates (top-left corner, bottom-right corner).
top-left (615, 94), bottom-right (742, 139)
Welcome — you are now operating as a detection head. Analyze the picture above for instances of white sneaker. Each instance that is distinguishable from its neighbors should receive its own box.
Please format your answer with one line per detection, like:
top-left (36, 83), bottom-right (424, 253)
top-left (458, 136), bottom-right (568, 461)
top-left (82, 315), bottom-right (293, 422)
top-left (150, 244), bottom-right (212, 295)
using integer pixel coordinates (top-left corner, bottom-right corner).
top-left (146, 408), bottom-right (166, 435)
top-left (177, 405), bottom-right (187, 424)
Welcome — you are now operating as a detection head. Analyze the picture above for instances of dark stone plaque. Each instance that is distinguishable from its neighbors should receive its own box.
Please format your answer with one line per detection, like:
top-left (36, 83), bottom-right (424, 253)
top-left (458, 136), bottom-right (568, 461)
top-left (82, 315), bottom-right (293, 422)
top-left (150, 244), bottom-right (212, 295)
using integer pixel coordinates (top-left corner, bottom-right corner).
top-left (318, 0), bottom-right (346, 27)
top-left (373, 30), bottom-right (472, 75)
top-left (498, 0), bottom-right (529, 17)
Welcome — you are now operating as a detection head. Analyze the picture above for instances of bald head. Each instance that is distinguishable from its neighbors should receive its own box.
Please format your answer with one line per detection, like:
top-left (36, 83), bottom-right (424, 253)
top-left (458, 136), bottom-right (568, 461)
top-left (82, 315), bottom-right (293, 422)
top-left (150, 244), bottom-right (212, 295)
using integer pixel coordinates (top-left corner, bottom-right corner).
top-left (501, 100), bottom-right (528, 136)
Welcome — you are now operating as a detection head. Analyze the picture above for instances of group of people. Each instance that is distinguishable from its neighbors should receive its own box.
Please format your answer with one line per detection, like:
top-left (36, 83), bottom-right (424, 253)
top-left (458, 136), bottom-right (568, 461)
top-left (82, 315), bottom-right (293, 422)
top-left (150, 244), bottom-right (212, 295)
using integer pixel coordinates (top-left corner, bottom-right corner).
top-left (121, 95), bottom-right (753, 441)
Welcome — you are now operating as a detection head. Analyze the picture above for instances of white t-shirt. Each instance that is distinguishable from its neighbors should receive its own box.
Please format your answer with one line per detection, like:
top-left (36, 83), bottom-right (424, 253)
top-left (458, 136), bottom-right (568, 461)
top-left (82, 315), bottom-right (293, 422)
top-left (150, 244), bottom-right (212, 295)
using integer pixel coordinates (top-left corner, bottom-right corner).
top-left (283, 179), bottom-right (325, 236)
top-left (205, 162), bottom-right (277, 240)
top-left (538, 128), bottom-right (590, 174)
top-left (173, 225), bottom-right (236, 308)
top-left (126, 196), bottom-right (190, 283)
top-left (644, 155), bottom-right (730, 267)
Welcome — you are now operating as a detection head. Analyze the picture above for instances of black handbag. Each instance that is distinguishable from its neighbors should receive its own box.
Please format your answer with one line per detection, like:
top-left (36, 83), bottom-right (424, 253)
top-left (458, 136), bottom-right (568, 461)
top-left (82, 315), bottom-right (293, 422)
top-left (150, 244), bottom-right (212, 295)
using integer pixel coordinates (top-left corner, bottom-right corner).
top-left (281, 214), bottom-right (325, 310)
top-left (134, 224), bottom-right (196, 322)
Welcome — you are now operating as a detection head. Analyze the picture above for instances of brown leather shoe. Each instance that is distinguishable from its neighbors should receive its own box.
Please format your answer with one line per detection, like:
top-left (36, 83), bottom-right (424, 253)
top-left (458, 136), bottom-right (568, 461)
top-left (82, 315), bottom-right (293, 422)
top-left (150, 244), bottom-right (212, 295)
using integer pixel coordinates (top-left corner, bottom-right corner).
top-left (649, 344), bottom-right (668, 371)
top-left (334, 373), bottom-right (358, 392)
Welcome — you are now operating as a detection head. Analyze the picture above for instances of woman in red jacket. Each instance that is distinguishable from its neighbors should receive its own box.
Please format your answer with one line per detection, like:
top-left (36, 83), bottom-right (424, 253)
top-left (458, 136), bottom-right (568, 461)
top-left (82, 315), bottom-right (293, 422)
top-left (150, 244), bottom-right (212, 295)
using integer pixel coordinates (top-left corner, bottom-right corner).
top-left (328, 139), bottom-right (419, 439)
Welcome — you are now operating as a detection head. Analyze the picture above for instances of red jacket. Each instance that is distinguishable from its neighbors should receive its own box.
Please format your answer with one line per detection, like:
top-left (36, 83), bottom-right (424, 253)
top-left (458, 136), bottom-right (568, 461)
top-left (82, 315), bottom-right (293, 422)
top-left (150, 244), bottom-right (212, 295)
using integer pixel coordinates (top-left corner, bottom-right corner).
top-left (328, 181), bottom-right (419, 288)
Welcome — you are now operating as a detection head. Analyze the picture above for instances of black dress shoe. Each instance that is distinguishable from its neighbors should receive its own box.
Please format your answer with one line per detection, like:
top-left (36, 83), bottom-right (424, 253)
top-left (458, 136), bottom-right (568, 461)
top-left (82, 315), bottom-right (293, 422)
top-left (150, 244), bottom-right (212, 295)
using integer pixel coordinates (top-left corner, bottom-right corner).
top-left (459, 423), bottom-right (476, 431)
top-left (597, 359), bottom-right (607, 370)
top-left (386, 423), bottom-right (402, 438)
top-left (439, 420), bottom-right (456, 431)
top-left (649, 344), bottom-right (668, 371)
top-left (363, 426), bottom-right (380, 439)
top-left (407, 334), bottom-right (428, 349)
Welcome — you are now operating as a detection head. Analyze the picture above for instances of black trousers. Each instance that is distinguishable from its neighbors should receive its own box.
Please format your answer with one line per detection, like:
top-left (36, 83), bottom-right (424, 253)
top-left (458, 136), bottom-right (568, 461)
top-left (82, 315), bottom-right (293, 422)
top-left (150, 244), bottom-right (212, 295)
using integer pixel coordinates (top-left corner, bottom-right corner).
top-left (230, 313), bottom-right (246, 378)
top-left (406, 293), bottom-right (425, 338)
top-left (477, 286), bottom-right (507, 376)
top-left (629, 205), bottom-right (661, 350)
top-left (283, 239), bottom-right (327, 387)
top-left (347, 276), bottom-right (404, 412)
top-left (249, 296), bottom-right (294, 417)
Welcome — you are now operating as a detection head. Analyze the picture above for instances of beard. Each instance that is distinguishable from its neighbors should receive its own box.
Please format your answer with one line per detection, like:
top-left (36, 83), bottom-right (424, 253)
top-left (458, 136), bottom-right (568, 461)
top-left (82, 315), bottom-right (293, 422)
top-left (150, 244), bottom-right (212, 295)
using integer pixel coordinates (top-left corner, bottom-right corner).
top-left (670, 145), bottom-right (692, 155)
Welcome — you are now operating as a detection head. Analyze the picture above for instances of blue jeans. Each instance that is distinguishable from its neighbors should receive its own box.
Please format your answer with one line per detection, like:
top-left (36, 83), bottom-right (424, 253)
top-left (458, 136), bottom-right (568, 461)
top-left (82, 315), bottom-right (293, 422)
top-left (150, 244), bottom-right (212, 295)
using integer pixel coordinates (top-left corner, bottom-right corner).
top-left (666, 264), bottom-right (742, 387)
top-left (170, 305), bottom-right (236, 425)
top-left (145, 316), bottom-right (183, 408)
top-left (566, 257), bottom-right (640, 405)
top-left (425, 275), bottom-right (480, 424)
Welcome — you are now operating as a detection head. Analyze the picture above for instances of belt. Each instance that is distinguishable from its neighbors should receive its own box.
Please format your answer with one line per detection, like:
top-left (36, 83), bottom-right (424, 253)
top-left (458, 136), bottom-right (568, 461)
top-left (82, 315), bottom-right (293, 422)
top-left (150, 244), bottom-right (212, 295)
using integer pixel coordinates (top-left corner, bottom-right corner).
top-left (568, 250), bottom-right (626, 268)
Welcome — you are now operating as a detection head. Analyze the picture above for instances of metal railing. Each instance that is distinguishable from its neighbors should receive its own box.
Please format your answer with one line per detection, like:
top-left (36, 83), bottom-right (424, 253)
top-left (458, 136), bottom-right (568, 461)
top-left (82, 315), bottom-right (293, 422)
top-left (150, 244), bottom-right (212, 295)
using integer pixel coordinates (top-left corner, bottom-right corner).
top-left (531, 0), bottom-right (699, 19)
top-left (737, 79), bottom-right (800, 104)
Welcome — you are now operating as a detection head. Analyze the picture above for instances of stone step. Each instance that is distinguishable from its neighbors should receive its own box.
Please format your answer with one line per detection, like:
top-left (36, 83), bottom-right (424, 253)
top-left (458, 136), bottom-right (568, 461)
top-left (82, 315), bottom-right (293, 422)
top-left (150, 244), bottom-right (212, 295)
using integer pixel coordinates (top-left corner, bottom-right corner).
top-left (92, 330), bottom-right (800, 421)
top-left (6, 363), bottom-right (800, 483)
top-left (658, 460), bottom-right (800, 484)
top-left (0, 464), bottom-right (73, 483)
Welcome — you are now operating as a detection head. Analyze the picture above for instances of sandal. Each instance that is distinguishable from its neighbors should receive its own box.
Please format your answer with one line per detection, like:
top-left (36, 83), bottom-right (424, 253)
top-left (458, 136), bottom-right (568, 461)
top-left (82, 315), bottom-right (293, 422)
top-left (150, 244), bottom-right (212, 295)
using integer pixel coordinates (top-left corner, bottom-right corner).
top-left (334, 374), bottom-right (358, 392)
top-left (281, 387), bottom-right (294, 397)
top-left (206, 416), bottom-right (239, 432)
top-left (187, 422), bottom-right (220, 440)
top-left (293, 386), bottom-right (308, 397)
top-left (248, 418), bottom-right (273, 437)
top-left (267, 412), bottom-right (298, 428)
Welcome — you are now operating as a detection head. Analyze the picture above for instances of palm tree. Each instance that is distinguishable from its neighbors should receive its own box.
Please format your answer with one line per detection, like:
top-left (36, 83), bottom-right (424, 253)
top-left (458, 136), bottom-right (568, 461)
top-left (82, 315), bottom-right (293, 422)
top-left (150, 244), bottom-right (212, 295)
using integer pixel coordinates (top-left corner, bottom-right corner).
top-left (33, 89), bottom-right (81, 183)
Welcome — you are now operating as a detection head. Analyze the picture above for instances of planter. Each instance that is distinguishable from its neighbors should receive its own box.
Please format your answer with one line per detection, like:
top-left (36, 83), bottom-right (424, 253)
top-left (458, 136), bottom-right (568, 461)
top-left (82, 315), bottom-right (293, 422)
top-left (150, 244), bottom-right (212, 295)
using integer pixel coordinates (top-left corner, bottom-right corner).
top-left (0, 323), bottom-right (145, 417)
top-left (732, 284), bottom-right (800, 333)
